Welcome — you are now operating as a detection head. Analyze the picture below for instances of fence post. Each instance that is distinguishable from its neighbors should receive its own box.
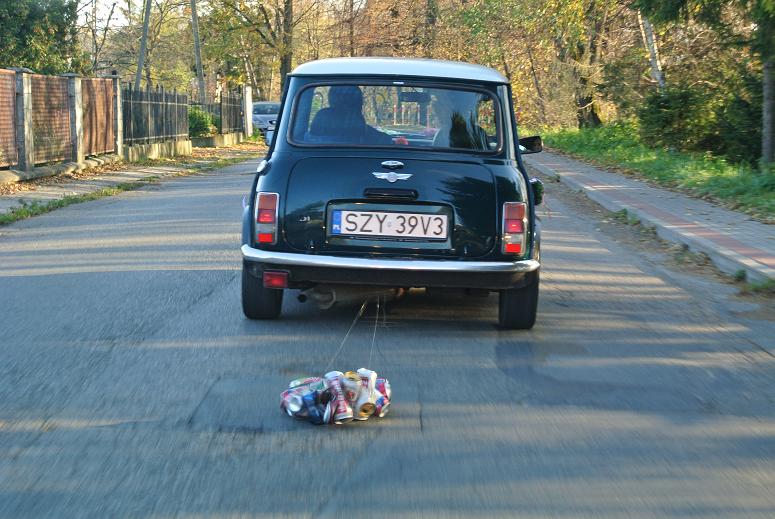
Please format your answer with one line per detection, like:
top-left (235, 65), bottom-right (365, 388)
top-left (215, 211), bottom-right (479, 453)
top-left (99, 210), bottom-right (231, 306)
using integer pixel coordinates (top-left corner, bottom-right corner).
top-left (63, 73), bottom-right (84, 164)
top-left (173, 88), bottom-right (178, 141)
top-left (113, 75), bottom-right (123, 158)
top-left (160, 84), bottom-right (166, 141)
top-left (243, 85), bottom-right (253, 137)
top-left (14, 70), bottom-right (34, 171)
top-left (219, 92), bottom-right (225, 135)
top-left (146, 83), bottom-right (152, 144)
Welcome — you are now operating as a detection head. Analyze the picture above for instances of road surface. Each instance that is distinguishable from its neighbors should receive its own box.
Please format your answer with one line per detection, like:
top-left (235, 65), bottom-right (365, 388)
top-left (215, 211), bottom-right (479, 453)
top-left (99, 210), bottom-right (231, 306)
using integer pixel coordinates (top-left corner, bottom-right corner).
top-left (1, 159), bottom-right (774, 518)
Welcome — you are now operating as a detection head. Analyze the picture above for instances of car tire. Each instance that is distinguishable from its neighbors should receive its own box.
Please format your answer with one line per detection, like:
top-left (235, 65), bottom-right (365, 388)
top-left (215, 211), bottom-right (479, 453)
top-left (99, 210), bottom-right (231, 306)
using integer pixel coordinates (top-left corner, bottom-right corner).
top-left (242, 266), bottom-right (283, 319)
top-left (498, 272), bottom-right (539, 330)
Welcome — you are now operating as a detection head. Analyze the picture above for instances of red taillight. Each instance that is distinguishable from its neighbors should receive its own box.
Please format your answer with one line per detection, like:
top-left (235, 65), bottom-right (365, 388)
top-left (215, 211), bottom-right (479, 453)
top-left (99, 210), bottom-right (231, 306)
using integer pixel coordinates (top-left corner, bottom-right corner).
top-left (255, 192), bottom-right (279, 245)
top-left (506, 220), bottom-right (523, 233)
top-left (258, 209), bottom-right (275, 223)
top-left (502, 202), bottom-right (527, 255)
top-left (263, 271), bottom-right (288, 288)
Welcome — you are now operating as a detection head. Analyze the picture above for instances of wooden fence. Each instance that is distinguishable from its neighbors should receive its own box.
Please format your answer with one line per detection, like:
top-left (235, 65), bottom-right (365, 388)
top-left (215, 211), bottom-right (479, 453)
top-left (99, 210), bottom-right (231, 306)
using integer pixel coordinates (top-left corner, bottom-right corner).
top-left (0, 70), bottom-right (16, 168)
top-left (30, 74), bottom-right (72, 164)
top-left (82, 78), bottom-right (115, 156)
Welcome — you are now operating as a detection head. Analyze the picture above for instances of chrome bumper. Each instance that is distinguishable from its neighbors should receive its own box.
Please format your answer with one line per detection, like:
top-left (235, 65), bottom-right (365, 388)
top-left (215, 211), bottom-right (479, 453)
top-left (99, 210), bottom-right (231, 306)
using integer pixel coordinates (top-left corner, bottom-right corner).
top-left (241, 245), bottom-right (539, 273)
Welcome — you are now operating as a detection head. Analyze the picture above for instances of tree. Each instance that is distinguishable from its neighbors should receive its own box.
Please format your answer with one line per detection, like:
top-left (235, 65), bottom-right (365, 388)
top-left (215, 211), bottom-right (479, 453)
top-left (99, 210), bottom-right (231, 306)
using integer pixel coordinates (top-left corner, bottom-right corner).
top-left (219, 0), bottom-right (295, 90)
top-left (635, 0), bottom-right (775, 170)
top-left (0, 0), bottom-right (86, 73)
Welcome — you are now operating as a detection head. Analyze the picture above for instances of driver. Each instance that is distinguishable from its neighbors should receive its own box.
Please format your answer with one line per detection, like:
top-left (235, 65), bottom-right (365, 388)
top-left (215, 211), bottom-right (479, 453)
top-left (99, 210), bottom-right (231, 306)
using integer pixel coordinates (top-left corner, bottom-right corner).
top-left (309, 86), bottom-right (392, 145)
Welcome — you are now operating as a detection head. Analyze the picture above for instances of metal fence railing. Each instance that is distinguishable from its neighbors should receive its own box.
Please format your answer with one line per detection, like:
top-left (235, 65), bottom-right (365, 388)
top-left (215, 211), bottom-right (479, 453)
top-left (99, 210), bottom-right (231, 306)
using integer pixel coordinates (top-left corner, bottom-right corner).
top-left (122, 84), bottom-right (188, 145)
top-left (0, 69), bottom-right (17, 168)
top-left (220, 91), bottom-right (244, 134)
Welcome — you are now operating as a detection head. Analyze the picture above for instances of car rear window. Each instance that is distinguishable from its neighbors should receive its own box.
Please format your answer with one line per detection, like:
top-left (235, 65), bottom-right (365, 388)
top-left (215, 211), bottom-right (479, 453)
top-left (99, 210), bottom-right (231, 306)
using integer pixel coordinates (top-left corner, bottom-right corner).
top-left (253, 103), bottom-right (279, 115)
top-left (289, 84), bottom-right (500, 152)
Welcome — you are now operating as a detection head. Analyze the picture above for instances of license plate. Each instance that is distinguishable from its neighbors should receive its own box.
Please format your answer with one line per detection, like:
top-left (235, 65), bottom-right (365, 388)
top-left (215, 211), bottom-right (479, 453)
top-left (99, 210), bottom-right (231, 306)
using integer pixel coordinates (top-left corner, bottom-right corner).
top-left (331, 210), bottom-right (448, 239)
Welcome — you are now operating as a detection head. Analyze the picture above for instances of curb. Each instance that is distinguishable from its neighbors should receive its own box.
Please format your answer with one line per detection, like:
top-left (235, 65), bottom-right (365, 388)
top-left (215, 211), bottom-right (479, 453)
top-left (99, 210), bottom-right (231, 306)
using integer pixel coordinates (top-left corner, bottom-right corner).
top-left (525, 157), bottom-right (775, 284)
top-left (0, 155), bottom-right (123, 185)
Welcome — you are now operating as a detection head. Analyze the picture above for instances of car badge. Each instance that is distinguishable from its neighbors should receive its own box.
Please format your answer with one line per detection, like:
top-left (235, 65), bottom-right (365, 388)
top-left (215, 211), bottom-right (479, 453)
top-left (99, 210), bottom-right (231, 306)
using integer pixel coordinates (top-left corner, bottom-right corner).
top-left (380, 160), bottom-right (404, 170)
top-left (372, 171), bottom-right (412, 183)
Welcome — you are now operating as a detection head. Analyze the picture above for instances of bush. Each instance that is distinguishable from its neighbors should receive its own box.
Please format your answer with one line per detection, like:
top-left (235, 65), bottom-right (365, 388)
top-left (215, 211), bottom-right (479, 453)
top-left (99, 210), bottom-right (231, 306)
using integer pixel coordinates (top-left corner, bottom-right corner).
top-left (637, 78), bottom-right (762, 166)
top-left (637, 86), bottom-right (720, 152)
top-left (188, 106), bottom-right (215, 137)
top-left (715, 93), bottom-right (761, 165)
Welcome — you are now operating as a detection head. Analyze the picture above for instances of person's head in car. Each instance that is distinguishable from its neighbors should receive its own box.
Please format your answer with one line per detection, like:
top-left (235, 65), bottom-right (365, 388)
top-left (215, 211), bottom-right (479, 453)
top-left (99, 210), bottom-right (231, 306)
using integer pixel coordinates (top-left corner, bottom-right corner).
top-left (433, 90), bottom-right (482, 149)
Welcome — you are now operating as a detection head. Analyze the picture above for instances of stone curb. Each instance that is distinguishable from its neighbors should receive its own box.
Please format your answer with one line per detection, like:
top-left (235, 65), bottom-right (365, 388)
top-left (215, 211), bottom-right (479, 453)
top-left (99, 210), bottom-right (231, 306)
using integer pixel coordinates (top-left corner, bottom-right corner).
top-left (525, 156), bottom-right (775, 284)
top-left (0, 154), bottom-right (123, 185)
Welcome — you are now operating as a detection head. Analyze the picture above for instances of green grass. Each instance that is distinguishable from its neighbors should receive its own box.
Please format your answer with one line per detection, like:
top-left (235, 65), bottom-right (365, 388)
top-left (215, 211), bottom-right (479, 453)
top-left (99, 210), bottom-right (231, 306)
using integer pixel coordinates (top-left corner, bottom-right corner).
top-left (0, 177), bottom-right (160, 226)
top-left (536, 121), bottom-right (775, 222)
top-left (741, 277), bottom-right (775, 295)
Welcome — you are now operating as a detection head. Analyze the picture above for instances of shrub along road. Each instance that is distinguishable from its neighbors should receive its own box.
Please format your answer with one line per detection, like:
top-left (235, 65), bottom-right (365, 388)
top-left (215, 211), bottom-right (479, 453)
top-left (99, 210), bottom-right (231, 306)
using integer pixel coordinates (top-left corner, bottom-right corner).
top-left (0, 158), bottom-right (773, 518)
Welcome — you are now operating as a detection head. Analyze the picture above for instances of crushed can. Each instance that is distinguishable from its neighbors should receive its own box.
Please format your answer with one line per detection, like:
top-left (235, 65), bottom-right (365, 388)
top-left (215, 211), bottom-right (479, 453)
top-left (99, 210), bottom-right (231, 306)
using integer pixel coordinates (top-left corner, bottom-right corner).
top-left (374, 392), bottom-right (390, 418)
top-left (280, 369), bottom-right (391, 425)
top-left (324, 371), bottom-right (354, 424)
top-left (354, 368), bottom-right (378, 420)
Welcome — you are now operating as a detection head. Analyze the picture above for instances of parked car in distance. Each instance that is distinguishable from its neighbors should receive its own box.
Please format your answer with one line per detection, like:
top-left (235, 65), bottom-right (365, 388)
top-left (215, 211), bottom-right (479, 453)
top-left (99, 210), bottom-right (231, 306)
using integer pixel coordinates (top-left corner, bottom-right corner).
top-left (252, 101), bottom-right (280, 134)
top-left (241, 57), bottom-right (544, 329)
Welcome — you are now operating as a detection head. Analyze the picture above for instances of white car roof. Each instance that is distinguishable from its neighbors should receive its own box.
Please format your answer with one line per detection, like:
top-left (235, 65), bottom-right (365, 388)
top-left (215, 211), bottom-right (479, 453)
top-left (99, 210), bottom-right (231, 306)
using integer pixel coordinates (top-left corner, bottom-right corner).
top-left (291, 57), bottom-right (508, 84)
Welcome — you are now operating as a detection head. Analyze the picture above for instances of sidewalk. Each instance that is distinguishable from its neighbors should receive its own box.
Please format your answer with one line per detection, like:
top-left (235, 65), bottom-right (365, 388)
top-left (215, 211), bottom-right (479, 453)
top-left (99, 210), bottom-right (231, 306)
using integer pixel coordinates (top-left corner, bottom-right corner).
top-left (0, 165), bottom-right (186, 216)
top-left (0, 145), bottom-right (262, 222)
top-left (524, 151), bottom-right (775, 284)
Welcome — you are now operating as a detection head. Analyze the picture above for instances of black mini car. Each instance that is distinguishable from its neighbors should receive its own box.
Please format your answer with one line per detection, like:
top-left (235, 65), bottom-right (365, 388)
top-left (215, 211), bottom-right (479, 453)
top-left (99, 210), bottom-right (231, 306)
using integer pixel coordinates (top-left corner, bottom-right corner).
top-left (241, 57), bottom-right (544, 329)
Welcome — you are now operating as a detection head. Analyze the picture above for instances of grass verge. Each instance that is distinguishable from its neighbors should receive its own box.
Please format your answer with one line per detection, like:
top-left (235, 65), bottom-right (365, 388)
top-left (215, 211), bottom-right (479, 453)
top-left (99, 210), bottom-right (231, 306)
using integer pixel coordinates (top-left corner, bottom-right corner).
top-left (0, 148), bottom-right (258, 227)
top-left (538, 122), bottom-right (775, 223)
top-left (0, 177), bottom-right (160, 226)
top-left (740, 278), bottom-right (775, 295)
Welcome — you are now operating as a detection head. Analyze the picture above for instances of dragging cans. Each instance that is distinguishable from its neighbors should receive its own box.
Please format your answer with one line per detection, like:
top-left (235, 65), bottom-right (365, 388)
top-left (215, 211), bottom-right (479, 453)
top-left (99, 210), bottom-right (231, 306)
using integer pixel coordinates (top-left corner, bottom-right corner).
top-left (280, 368), bottom-right (391, 426)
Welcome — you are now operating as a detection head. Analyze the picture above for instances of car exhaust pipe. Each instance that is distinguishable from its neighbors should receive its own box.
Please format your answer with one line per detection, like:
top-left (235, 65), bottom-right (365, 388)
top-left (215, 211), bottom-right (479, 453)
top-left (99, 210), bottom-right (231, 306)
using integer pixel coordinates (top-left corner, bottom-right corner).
top-left (300, 286), bottom-right (399, 309)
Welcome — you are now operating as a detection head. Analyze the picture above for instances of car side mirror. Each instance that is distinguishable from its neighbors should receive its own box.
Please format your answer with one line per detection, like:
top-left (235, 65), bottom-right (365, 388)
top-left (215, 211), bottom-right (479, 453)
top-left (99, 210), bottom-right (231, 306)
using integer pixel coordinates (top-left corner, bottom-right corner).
top-left (518, 135), bottom-right (543, 154)
top-left (264, 130), bottom-right (275, 146)
top-left (530, 177), bottom-right (544, 205)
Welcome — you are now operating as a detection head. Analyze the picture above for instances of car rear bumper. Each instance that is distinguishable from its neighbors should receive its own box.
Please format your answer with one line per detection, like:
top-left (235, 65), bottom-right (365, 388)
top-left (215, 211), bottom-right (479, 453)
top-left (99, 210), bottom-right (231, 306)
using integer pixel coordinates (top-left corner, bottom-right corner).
top-left (241, 245), bottom-right (539, 289)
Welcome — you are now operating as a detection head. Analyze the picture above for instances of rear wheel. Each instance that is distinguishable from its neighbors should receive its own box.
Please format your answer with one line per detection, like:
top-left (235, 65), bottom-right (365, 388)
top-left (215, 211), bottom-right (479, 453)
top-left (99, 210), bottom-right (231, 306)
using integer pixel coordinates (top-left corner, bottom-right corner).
top-left (498, 272), bottom-right (539, 329)
top-left (242, 266), bottom-right (283, 319)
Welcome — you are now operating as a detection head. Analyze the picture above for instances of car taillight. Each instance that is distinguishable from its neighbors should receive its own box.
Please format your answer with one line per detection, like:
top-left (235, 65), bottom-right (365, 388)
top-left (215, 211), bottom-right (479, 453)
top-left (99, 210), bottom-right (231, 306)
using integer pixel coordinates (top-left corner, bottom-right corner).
top-left (255, 192), bottom-right (278, 245)
top-left (502, 202), bottom-right (527, 255)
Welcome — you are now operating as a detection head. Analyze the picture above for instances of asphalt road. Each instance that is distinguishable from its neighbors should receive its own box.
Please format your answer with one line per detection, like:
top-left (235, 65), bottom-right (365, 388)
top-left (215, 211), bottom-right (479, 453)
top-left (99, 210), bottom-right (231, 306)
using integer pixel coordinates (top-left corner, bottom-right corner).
top-left (1, 159), bottom-right (774, 518)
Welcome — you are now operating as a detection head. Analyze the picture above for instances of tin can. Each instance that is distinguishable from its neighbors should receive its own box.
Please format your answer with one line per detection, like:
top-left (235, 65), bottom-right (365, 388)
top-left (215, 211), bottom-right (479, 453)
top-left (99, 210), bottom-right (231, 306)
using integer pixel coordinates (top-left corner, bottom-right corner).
top-left (324, 371), bottom-right (353, 424)
top-left (302, 392), bottom-right (327, 425)
top-left (289, 376), bottom-right (321, 389)
top-left (353, 368), bottom-right (378, 420)
top-left (341, 371), bottom-right (362, 402)
top-left (376, 378), bottom-right (391, 400)
top-left (374, 393), bottom-right (390, 418)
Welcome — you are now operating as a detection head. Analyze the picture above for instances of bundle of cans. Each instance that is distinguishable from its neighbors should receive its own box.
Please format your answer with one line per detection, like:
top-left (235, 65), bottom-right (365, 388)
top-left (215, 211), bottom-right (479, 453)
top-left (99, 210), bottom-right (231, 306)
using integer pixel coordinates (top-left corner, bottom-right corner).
top-left (280, 369), bottom-right (391, 425)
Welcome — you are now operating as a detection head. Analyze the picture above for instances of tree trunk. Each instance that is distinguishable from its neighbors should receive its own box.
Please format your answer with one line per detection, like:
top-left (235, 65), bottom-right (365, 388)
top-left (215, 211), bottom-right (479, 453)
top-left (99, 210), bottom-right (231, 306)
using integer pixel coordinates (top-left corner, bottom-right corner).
top-left (134, 0), bottom-right (152, 90)
top-left (762, 58), bottom-right (774, 169)
top-left (279, 0), bottom-right (293, 91)
top-left (348, 0), bottom-right (355, 57)
top-left (526, 46), bottom-right (547, 125)
top-left (190, 0), bottom-right (207, 104)
top-left (637, 11), bottom-right (665, 91)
